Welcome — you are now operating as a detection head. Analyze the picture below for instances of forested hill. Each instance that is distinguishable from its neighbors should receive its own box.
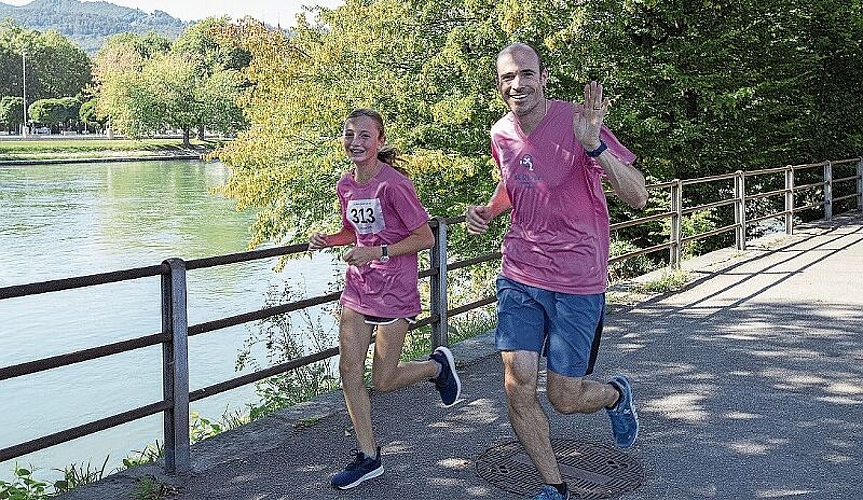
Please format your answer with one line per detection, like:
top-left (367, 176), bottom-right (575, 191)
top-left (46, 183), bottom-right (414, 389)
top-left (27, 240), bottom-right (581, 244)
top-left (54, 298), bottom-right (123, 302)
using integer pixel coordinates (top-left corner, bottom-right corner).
top-left (0, 0), bottom-right (187, 53)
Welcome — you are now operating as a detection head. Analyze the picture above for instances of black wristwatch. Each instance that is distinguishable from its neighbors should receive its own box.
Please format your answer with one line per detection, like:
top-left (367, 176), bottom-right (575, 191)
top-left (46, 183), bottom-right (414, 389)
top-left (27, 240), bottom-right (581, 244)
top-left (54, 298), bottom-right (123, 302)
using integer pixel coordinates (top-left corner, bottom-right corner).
top-left (379, 244), bottom-right (390, 263)
top-left (586, 140), bottom-right (608, 158)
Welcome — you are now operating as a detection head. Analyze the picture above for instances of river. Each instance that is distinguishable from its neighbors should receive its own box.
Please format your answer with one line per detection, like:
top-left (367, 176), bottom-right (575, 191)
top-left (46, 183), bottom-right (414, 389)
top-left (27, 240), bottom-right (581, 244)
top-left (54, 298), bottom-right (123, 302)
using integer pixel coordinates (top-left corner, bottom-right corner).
top-left (0, 159), bottom-right (342, 480)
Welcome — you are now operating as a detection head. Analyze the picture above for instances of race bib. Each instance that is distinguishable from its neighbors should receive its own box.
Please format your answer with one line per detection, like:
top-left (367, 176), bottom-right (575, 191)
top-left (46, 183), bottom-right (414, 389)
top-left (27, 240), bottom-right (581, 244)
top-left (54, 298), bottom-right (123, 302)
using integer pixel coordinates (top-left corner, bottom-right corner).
top-left (346, 198), bottom-right (385, 234)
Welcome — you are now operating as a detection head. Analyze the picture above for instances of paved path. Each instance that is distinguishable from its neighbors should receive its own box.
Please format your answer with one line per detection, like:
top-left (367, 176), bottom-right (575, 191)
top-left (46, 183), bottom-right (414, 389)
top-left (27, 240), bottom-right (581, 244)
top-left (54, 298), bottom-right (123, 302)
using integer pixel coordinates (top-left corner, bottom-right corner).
top-left (61, 214), bottom-right (863, 500)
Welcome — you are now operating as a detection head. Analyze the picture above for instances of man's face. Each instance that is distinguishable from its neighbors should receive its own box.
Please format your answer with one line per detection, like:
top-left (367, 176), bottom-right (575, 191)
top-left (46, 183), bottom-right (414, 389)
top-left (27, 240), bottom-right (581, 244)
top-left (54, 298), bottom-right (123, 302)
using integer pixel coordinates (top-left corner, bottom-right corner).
top-left (496, 47), bottom-right (547, 119)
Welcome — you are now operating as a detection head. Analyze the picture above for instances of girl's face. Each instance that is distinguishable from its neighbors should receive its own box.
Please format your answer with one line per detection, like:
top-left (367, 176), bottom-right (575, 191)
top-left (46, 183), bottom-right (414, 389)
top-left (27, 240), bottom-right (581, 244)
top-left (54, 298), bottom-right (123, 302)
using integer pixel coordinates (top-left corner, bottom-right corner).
top-left (343, 115), bottom-right (384, 166)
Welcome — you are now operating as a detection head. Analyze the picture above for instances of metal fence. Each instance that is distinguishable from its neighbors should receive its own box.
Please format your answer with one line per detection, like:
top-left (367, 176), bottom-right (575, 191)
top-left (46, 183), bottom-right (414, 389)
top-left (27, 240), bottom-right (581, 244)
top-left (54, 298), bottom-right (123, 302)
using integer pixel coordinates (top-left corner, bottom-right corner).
top-left (1, 156), bottom-right (861, 473)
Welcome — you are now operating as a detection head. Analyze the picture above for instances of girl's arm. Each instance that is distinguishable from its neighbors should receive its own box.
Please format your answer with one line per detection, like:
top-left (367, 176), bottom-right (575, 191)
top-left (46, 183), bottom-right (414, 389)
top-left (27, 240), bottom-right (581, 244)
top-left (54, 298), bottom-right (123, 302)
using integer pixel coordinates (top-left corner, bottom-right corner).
top-left (342, 223), bottom-right (433, 267)
top-left (309, 226), bottom-right (356, 250)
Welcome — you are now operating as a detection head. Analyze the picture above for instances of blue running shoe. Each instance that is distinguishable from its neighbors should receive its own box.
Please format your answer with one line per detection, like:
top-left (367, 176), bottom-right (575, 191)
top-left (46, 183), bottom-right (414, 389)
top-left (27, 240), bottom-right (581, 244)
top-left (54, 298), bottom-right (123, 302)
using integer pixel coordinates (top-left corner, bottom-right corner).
top-left (429, 346), bottom-right (461, 407)
top-left (533, 485), bottom-right (571, 500)
top-left (330, 447), bottom-right (383, 490)
top-left (607, 374), bottom-right (639, 448)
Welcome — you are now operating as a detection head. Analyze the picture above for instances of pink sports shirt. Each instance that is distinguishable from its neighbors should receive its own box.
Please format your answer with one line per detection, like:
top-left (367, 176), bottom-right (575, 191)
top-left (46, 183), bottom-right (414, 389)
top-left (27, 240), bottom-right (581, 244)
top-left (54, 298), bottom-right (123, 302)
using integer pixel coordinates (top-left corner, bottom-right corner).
top-left (491, 100), bottom-right (637, 294)
top-left (337, 164), bottom-right (430, 317)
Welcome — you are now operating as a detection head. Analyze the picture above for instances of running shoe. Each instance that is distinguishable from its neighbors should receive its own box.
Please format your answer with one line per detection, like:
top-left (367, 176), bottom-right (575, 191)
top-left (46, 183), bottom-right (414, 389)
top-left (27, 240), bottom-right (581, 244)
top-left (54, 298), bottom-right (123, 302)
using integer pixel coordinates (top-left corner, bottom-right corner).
top-left (330, 447), bottom-right (383, 490)
top-left (606, 374), bottom-right (640, 448)
top-left (429, 346), bottom-right (461, 406)
top-left (533, 484), bottom-right (571, 500)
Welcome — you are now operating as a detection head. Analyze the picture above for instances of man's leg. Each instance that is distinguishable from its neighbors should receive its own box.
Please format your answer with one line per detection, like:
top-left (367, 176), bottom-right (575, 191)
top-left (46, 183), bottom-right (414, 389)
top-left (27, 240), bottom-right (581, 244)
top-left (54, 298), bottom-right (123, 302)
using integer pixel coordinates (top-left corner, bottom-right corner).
top-left (545, 292), bottom-right (618, 414)
top-left (546, 372), bottom-right (618, 414)
top-left (501, 349), bottom-right (563, 485)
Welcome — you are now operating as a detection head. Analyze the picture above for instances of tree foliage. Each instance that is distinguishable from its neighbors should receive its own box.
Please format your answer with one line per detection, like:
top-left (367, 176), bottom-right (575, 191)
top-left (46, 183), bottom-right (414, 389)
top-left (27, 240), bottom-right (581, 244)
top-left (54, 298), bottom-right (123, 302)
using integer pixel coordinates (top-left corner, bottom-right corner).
top-left (210, 0), bottom-right (863, 255)
top-left (28, 96), bottom-right (80, 126)
top-left (0, 96), bottom-right (24, 132)
top-left (0, 19), bottom-right (92, 102)
top-left (92, 20), bottom-right (248, 145)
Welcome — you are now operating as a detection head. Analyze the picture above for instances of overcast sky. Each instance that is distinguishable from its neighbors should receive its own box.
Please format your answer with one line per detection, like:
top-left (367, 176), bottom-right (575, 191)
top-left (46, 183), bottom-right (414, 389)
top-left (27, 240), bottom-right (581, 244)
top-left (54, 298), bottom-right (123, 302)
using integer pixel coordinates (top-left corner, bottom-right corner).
top-left (3, 0), bottom-right (343, 27)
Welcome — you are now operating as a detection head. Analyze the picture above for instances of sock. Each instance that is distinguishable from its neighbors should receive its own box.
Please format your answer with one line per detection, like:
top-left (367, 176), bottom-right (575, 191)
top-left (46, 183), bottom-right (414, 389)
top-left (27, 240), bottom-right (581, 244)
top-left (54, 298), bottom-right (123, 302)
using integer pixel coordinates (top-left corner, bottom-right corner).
top-left (546, 483), bottom-right (568, 495)
top-left (433, 360), bottom-right (443, 379)
top-left (606, 383), bottom-right (622, 409)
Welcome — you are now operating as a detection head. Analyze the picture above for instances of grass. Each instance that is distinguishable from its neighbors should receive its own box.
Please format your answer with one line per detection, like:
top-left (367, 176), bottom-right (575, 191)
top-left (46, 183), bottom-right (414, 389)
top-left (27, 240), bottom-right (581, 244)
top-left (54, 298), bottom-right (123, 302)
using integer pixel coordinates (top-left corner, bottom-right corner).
top-left (607, 267), bottom-right (695, 309)
top-left (130, 474), bottom-right (178, 500)
top-left (400, 308), bottom-right (497, 363)
top-left (0, 138), bottom-right (220, 160)
top-left (634, 269), bottom-right (693, 294)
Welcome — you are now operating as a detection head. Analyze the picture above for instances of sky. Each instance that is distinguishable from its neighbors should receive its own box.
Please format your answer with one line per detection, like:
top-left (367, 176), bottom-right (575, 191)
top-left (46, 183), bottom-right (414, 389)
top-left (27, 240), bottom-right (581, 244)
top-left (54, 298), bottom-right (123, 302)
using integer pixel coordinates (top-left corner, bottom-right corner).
top-left (3, 0), bottom-right (344, 27)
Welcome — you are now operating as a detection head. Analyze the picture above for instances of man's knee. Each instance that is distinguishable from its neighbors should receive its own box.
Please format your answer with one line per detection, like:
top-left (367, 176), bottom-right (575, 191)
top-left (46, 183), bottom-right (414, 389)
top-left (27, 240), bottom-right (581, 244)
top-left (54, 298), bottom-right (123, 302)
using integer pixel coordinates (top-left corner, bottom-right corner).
top-left (504, 374), bottom-right (539, 410)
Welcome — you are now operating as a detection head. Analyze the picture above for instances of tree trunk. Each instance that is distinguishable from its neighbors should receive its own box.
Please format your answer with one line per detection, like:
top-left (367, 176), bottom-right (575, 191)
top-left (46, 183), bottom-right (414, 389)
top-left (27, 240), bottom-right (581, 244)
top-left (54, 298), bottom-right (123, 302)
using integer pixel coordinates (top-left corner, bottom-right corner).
top-left (183, 128), bottom-right (191, 148)
top-left (197, 124), bottom-right (205, 141)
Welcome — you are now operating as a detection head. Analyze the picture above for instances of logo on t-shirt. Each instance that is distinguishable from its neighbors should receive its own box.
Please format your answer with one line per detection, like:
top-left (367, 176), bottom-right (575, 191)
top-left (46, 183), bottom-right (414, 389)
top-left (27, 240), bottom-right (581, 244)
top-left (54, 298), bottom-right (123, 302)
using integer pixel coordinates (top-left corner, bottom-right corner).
top-left (520, 154), bottom-right (534, 171)
top-left (346, 198), bottom-right (386, 234)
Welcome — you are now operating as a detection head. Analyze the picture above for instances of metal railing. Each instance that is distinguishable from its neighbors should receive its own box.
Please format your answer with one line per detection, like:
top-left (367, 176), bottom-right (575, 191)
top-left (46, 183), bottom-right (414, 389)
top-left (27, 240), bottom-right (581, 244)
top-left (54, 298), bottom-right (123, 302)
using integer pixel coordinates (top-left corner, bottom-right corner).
top-left (1, 156), bottom-right (861, 473)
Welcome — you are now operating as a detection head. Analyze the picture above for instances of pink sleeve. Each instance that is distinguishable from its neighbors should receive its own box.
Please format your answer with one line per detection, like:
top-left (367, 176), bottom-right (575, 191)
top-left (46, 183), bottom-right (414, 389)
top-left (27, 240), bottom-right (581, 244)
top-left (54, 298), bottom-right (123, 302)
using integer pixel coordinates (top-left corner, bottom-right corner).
top-left (337, 185), bottom-right (351, 230)
top-left (490, 137), bottom-right (501, 167)
top-left (389, 180), bottom-right (430, 231)
top-left (599, 125), bottom-right (636, 165)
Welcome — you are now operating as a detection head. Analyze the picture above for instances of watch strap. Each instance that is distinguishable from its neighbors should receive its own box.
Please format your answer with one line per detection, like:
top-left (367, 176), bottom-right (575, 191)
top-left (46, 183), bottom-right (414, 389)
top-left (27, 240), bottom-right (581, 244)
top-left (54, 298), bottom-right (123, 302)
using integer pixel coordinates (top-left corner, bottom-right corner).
top-left (586, 140), bottom-right (607, 158)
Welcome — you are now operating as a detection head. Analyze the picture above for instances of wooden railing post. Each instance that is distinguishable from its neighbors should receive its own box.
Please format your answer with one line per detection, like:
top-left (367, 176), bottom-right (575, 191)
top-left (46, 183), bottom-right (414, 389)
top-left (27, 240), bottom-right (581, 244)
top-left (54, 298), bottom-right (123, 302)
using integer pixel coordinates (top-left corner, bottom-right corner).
top-left (669, 180), bottom-right (682, 268)
top-left (823, 161), bottom-right (833, 221)
top-left (856, 157), bottom-right (862, 210)
top-left (161, 258), bottom-right (191, 473)
top-left (429, 218), bottom-right (449, 349)
top-left (785, 165), bottom-right (795, 235)
top-left (734, 171), bottom-right (746, 250)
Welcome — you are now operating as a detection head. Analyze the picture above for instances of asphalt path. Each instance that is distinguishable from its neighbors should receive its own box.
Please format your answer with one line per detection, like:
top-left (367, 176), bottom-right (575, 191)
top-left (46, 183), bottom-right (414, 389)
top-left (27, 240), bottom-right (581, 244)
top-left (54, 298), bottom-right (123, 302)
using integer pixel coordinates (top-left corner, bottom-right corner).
top-left (60, 213), bottom-right (863, 500)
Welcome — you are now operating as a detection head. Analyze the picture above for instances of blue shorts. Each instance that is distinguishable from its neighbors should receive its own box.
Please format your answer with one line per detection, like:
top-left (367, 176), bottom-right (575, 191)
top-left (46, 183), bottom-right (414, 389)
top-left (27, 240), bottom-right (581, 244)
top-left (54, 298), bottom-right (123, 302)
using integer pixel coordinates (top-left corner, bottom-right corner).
top-left (495, 275), bottom-right (605, 377)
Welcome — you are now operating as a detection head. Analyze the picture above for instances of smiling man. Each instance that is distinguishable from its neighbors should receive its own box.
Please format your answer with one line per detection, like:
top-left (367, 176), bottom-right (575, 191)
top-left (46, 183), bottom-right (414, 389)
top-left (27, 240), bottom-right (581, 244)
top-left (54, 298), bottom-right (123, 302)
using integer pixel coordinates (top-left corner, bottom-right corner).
top-left (466, 42), bottom-right (649, 500)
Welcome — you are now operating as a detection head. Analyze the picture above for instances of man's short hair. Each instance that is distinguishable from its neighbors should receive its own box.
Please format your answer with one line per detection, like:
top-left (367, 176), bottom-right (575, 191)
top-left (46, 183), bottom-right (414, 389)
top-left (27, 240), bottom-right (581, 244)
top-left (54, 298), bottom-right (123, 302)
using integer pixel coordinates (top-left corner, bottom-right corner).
top-left (497, 42), bottom-right (545, 75)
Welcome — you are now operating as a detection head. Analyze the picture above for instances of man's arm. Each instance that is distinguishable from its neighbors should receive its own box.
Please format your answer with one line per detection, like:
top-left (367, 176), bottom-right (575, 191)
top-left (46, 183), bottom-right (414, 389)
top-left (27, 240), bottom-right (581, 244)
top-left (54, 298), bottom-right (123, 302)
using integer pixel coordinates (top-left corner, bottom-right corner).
top-left (592, 150), bottom-right (648, 209)
top-left (574, 81), bottom-right (648, 209)
top-left (466, 181), bottom-right (512, 234)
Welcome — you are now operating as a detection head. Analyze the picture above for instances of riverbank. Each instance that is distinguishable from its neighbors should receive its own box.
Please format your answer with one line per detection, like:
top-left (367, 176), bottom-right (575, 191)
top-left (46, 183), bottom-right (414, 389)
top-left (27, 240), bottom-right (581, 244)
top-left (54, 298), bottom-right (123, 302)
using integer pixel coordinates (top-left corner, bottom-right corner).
top-left (0, 138), bottom-right (221, 164)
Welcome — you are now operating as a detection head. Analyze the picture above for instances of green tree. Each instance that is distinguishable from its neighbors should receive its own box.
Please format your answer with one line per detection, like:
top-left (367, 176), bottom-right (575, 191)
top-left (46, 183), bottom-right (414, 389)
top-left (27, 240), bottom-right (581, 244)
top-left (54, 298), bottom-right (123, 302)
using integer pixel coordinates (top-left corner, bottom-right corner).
top-left (0, 96), bottom-right (25, 133)
top-left (79, 97), bottom-right (107, 133)
top-left (169, 17), bottom-right (249, 141)
top-left (213, 1), bottom-right (508, 251)
top-left (211, 0), bottom-right (863, 257)
top-left (92, 31), bottom-right (171, 136)
top-left (140, 51), bottom-right (202, 145)
top-left (92, 22), bottom-right (247, 143)
top-left (28, 97), bottom-right (81, 129)
top-left (0, 20), bottom-right (91, 101)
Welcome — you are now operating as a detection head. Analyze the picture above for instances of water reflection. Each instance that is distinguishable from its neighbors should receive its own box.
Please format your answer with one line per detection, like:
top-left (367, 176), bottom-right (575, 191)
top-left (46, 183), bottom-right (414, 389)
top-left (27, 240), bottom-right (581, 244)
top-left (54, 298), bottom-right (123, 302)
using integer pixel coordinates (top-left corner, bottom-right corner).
top-left (0, 160), bottom-right (341, 479)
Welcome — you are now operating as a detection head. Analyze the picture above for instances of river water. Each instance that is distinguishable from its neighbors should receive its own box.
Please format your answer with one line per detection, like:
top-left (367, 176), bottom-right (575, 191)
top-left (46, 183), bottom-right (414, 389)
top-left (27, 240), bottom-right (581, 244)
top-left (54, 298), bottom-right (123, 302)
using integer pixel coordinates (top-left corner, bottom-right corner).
top-left (0, 159), bottom-right (342, 479)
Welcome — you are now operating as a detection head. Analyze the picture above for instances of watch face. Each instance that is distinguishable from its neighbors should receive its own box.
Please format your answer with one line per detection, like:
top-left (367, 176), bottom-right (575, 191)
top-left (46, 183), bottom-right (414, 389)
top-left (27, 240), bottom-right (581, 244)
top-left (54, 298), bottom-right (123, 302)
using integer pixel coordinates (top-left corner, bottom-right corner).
top-left (380, 255), bottom-right (390, 263)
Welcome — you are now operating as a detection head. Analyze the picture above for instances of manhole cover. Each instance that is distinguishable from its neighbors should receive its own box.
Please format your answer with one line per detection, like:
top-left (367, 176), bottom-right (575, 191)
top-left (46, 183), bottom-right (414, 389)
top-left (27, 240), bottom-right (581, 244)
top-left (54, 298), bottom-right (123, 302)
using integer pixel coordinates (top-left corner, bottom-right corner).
top-left (476, 439), bottom-right (643, 499)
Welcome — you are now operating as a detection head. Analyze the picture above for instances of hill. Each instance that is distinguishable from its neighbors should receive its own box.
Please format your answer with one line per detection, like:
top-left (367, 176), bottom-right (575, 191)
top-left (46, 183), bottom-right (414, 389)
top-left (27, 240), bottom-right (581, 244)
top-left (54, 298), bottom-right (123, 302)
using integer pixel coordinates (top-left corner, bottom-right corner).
top-left (0, 0), bottom-right (188, 54)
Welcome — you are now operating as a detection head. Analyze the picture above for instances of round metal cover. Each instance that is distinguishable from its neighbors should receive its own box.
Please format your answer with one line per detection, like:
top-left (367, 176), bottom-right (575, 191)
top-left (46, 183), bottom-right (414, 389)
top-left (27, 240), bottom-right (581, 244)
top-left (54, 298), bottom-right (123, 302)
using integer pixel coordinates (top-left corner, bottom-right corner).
top-left (476, 439), bottom-right (643, 499)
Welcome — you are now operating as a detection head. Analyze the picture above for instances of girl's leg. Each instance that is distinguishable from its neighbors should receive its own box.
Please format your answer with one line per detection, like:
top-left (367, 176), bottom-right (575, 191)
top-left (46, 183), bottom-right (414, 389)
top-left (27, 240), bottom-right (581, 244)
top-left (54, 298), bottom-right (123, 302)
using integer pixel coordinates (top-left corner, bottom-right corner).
top-left (370, 319), bottom-right (439, 393)
top-left (338, 307), bottom-right (376, 456)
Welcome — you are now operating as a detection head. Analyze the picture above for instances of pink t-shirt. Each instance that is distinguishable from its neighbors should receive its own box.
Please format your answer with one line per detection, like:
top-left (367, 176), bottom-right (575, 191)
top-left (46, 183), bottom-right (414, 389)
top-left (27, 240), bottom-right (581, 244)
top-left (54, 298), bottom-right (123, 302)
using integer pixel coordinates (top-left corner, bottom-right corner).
top-left (337, 164), bottom-right (430, 317)
top-left (491, 100), bottom-right (637, 294)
